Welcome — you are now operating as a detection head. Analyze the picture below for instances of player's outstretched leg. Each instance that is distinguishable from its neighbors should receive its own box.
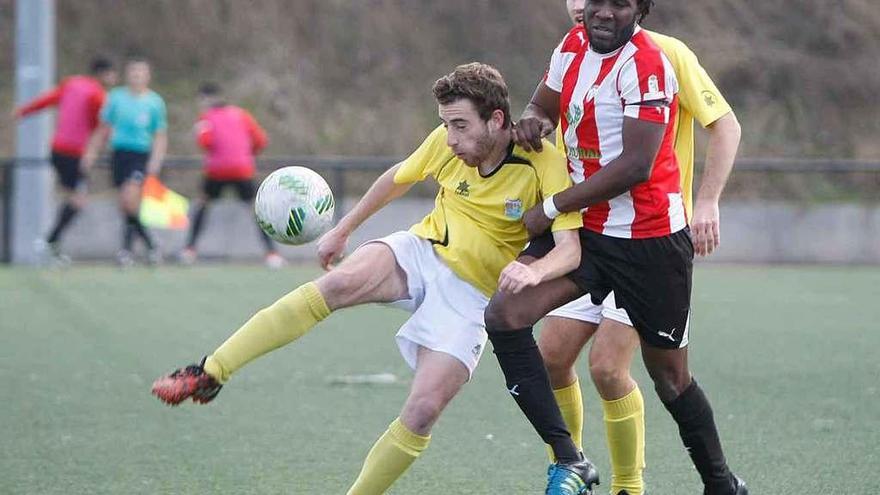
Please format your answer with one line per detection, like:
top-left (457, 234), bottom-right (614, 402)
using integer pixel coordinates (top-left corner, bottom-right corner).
top-left (152, 357), bottom-right (223, 405)
top-left (347, 348), bottom-right (467, 495)
top-left (151, 242), bottom-right (408, 405)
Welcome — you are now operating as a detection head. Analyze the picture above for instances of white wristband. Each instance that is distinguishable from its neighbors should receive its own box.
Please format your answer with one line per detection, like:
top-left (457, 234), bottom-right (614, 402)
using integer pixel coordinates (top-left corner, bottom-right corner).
top-left (543, 195), bottom-right (561, 219)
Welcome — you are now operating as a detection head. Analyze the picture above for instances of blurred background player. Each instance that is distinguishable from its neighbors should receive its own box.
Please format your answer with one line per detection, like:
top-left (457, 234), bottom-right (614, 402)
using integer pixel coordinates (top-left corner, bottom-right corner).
top-left (82, 57), bottom-right (167, 266)
top-left (179, 82), bottom-right (283, 269)
top-left (12, 57), bottom-right (118, 264)
top-left (535, 1), bottom-right (743, 494)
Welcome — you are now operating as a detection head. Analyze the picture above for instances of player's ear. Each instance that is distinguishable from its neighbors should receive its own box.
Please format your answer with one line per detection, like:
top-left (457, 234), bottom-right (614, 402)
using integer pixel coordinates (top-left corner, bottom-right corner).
top-left (488, 109), bottom-right (505, 132)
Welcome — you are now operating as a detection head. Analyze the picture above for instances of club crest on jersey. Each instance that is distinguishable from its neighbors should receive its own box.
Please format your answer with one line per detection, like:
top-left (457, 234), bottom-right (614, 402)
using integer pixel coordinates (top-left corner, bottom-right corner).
top-left (504, 198), bottom-right (523, 219)
top-left (642, 74), bottom-right (666, 101)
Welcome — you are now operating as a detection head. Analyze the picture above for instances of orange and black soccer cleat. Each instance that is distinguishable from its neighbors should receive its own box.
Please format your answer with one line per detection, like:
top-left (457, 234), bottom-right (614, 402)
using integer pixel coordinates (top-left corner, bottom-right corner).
top-left (151, 357), bottom-right (223, 406)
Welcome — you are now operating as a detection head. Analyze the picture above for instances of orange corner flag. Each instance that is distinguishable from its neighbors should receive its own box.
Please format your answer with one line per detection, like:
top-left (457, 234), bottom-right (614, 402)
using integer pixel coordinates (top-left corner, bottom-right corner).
top-left (140, 175), bottom-right (190, 230)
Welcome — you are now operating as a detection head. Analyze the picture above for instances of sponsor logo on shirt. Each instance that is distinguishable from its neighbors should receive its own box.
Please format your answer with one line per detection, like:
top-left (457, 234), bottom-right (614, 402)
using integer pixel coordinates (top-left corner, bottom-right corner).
top-left (455, 180), bottom-right (470, 197)
top-left (566, 146), bottom-right (601, 161)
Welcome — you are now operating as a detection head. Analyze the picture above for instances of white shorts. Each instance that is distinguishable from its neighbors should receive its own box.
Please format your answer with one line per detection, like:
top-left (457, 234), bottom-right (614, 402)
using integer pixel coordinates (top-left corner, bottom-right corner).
top-left (366, 231), bottom-right (489, 378)
top-left (546, 291), bottom-right (633, 326)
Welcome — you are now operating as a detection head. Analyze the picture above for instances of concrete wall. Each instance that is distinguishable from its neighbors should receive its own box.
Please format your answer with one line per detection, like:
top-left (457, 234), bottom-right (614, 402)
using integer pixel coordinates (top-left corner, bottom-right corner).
top-left (28, 198), bottom-right (880, 264)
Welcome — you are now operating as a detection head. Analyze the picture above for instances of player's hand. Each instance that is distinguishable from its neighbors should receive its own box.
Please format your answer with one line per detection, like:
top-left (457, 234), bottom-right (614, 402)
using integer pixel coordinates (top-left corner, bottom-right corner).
top-left (79, 154), bottom-right (95, 174)
top-left (512, 117), bottom-right (553, 153)
top-left (146, 161), bottom-right (162, 177)
top-left (523, 204), bottom-right (553, 238)
top-left (316, 226), bottom-right (348, 271)
top-left (691, 199), bottom-right (720, 256)
top-left (498, 260), bottom-right (542, 294)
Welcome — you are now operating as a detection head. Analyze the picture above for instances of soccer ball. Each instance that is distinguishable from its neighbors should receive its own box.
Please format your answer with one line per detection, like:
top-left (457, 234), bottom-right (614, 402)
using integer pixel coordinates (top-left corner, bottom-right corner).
top-left (254, 166), bottom-right (335, 245)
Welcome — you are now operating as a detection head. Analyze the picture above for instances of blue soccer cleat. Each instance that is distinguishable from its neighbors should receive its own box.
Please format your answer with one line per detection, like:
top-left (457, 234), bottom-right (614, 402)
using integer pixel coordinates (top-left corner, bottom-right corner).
top-left (545, 455), bottom-right (600, 495)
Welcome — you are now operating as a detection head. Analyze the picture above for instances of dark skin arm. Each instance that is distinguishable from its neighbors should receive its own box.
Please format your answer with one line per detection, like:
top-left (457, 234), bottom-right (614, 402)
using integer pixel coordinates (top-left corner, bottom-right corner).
top-left (522, 104), bottom-right (668, 237)
top-left (512, 83), bottom-right (561, 153)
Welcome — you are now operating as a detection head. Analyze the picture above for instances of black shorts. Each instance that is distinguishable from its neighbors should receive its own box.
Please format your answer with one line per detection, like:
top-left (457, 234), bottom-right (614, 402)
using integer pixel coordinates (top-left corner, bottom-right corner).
top-left (202, 178), bottom-right (257, 201)
top-left (111, 150), bottom-right (148, 187)
top-left (51, 151), bottom-right (84, 190)
top-left (523, 228), bottom-right (694, 349)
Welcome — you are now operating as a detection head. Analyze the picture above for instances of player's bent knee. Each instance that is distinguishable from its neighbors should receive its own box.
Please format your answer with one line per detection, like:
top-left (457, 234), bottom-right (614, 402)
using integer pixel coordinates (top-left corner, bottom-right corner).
top-left (314, 271), bottom-right (360, 307)
top-left (484, 296), bottom-right (534, 331)
top-left (589, 360), bottom-right (630, 395)
top-left (648, 367), bottom-right (692, 402)
top-left (402, 394), bottom-right (446, 433)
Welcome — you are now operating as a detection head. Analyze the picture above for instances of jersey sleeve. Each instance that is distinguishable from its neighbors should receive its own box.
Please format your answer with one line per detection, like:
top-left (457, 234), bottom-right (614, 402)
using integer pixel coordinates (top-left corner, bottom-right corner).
top-left (393, 125), bottom-right (455, 184)
top-left (618, 50), bottom-right (678, 124)
top-left (544, 39), bottom-right (568, 93)
top-left (194, 113), bottom-right (213, 150)
top-left (667, 42), bottom-right (732, 128)
top-left (534, 146), bottom-right (583, 232)
top-left (544, 28), bottom-right (585, 93)
top-left (243, 110), bottom-right (269, 153)
top-left (88, 89), bottom-right (106, 129)
top-left (17, 84), bottom-right (63, 117)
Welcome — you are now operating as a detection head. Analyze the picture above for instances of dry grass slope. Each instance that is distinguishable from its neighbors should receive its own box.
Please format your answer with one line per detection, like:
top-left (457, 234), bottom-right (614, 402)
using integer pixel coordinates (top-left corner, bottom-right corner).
top-left (1, 0), bottom-right (878, 158)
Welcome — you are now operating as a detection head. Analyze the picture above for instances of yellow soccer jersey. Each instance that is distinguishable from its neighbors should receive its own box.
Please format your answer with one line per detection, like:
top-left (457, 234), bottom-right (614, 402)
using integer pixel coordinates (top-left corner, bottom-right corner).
top-left (555, 30), bottom-right (732, 218)
top-left (395, 125), bottom-right (582, 297)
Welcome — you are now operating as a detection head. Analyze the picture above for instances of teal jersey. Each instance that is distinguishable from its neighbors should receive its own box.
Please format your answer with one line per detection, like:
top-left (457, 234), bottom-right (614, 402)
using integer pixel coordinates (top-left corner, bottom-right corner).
top-left (101, 87), bottom-right (167, 153)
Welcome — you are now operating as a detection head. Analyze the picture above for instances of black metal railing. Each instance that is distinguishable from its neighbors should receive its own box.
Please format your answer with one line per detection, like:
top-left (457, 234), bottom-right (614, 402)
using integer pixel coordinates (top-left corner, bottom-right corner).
top-left (2, 156), bottom-right (880, 263)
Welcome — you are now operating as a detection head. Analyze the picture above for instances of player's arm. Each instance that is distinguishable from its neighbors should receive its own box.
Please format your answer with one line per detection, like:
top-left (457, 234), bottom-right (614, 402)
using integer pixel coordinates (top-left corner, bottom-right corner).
top-left (524, 115), bottom-right (666, 236)
top-left (80, 123), bottom-right (111, 173)
top-left (316, 163), bottom-right (413, 270)
top-left (498, 228), bottom-right (580, 294)
top-left (194, 116), bottom-right (213, 150)
top-left (146, 130), bottom-right (167, 176)
top-left (12, 85), bottom-right (62, 119)
top-left (513, 82), bottom-right (561, 153)
top-left (556, 115), bottom-right (663, 209)
top-left (692, 111), bottom-right (740, 255)
top-left (244, 112), bottom-right (269, 155)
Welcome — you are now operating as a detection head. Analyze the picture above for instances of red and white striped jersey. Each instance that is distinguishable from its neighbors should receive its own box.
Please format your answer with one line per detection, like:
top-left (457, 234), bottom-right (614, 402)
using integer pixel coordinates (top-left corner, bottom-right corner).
top-left (545, 26), bottom-right (686, 239)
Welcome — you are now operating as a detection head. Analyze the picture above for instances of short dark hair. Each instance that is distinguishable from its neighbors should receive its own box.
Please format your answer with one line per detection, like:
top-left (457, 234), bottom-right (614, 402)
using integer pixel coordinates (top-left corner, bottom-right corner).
top-left (90, 57), bottom-right (113, 74)
top-left (432, 62), bottom-right (511, 128)
top-left (637, 0), bottom-right (655, 23)
top-left (198, 81), bottom-right (222, 96)
top-left (126, 55), bottom-right (150, 67)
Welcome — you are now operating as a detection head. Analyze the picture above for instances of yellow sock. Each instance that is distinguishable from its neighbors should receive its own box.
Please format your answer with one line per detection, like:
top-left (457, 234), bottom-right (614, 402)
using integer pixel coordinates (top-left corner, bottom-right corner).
top-left (547, 378), bottom-right (584, 461)
top-left (347, 418), bottom-right (431, 495)
top-left (203, 282), bottom-right (330, 383)
top-left (603, 386), bottom-right (646, 495)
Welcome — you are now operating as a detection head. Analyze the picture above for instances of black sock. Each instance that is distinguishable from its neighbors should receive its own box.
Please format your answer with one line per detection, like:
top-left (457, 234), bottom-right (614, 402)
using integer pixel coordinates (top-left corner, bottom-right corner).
top-left (47, 203), bottom-right (79, 245)
top-left (487, 328), bottom-right (580, 464)
top-left (125, 214), bottom-right (155, 250)
top-left (663, 379), bottom-right (733, 494)
top-left (123, 216), bottom-right (137, 251)
top-left (187, 204), bottom-right (208, 249)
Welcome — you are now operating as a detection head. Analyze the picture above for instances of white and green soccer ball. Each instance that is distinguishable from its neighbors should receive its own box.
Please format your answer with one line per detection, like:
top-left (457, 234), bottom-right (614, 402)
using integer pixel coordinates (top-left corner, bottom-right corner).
top-left (254, 166), bottom-right (335, 245)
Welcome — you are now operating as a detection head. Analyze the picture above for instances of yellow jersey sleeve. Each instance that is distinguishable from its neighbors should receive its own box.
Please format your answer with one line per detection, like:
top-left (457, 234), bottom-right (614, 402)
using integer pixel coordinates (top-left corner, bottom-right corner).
top-left (648, 32), bottom-right (732, 128)
top-left (394, 125), bottom-right (454, 184)
top-left (528, 142), bottom-right (583, 232)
